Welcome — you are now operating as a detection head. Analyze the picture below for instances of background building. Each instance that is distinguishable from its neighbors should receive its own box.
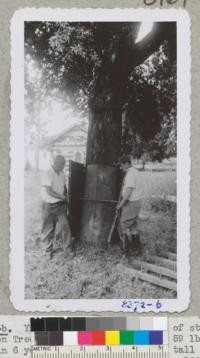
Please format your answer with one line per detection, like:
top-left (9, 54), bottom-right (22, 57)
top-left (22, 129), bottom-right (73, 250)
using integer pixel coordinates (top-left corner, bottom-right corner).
top-left (25, 123), bottom-right (88, 174)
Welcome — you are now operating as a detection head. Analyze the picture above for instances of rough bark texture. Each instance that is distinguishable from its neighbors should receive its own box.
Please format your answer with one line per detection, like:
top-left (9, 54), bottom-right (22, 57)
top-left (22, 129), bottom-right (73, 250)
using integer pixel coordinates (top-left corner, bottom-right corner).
top-left (86, 104), bottom-right (122, 165)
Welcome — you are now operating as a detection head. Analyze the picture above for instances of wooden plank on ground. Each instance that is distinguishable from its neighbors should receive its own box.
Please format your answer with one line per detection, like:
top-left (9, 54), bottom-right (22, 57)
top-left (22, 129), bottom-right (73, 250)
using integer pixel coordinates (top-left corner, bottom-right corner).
top-left (151, 256), bottom-right (177, 271)
top-left (132, 260), bottom-right (177, 280)
top-left (117, 264), bottom-right (177, 291)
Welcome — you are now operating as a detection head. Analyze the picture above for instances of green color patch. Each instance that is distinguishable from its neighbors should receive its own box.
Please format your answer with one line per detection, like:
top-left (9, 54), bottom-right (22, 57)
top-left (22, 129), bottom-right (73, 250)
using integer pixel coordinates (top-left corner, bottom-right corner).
top-left (120, 331), bottom-right (134, 345)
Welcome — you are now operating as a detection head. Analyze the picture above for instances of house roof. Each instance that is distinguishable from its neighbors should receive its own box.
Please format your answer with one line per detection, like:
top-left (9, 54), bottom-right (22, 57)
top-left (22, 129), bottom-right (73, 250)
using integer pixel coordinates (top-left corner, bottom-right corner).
top-left (41, 123), bottom-right (88, 148)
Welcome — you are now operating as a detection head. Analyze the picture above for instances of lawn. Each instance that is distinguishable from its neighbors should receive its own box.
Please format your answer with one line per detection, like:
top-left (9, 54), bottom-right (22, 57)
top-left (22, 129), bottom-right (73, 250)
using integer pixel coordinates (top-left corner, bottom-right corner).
top-left (24, 169), bottom-right (176, 300)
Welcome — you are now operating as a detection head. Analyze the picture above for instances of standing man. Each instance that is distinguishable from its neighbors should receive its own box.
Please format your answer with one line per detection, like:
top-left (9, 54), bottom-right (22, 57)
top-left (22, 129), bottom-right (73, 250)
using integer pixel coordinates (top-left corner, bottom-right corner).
top-left (116, 155), bottom-right (143, 253)
top-left (40, 155), bottom-right (72, 258)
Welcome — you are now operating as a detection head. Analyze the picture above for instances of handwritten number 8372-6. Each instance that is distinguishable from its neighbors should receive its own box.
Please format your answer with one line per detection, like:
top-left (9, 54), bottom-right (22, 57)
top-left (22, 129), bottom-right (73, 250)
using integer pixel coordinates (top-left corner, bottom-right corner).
top-left (121, 300), bottom-right (162, 311)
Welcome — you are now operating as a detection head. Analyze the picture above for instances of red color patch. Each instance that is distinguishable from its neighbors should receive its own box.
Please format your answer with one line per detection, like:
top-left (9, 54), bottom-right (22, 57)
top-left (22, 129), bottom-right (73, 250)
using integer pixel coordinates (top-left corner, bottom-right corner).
top-left (92, 331), bottom-right (105, 345)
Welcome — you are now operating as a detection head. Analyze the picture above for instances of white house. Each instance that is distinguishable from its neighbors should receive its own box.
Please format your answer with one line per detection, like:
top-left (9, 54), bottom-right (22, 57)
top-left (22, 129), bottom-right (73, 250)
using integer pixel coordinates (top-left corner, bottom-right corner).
top-left (43, 123), bottom-right (88, 173)
top-left (25, 123), bottom-right (88, 173)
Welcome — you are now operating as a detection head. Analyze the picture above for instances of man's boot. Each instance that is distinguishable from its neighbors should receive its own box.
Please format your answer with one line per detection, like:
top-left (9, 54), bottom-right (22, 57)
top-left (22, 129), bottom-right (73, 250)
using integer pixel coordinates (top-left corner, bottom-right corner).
top-left (132, 234), bottom-right (142, 255)
top-left (120, 234), bottom-right (128, 252)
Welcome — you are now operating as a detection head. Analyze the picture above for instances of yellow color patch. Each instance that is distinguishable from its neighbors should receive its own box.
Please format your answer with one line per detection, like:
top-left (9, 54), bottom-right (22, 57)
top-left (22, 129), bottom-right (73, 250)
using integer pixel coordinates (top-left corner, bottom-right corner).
top-left (105, 331), bottom-right (120, 345)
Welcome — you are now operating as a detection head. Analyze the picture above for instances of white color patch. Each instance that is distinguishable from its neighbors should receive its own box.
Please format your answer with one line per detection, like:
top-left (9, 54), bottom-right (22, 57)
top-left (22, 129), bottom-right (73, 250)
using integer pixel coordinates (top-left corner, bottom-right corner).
top-left (153, 317), bottom-right (168, 331)
top-left (63, 332), bottom-right (78, 346)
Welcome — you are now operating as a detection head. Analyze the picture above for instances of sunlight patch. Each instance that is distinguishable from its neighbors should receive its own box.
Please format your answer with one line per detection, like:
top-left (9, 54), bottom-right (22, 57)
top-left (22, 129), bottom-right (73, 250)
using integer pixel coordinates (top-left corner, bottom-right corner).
top-left (136, 22), bottom-right (154, 43)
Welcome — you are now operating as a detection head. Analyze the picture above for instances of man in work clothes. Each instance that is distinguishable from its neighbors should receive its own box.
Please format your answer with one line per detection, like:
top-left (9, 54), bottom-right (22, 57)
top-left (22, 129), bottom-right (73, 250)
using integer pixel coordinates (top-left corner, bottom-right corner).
top-left (116, 155), bottom-right (143, 253)
top-left (40, 155), bottom-right (72, 258)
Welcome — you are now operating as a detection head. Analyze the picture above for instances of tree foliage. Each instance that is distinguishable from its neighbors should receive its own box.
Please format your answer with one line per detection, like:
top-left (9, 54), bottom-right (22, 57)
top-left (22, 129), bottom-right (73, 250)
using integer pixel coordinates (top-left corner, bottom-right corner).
top-left (25, 21), bottom-right (177, 162)
top-left (121, 42), bottom-right (177, 160)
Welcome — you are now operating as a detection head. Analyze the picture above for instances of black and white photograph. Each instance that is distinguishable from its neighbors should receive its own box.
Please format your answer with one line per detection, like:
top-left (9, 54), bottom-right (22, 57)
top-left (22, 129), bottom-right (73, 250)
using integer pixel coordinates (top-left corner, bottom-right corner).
top-left (10, 9), bottom-right (190, 312)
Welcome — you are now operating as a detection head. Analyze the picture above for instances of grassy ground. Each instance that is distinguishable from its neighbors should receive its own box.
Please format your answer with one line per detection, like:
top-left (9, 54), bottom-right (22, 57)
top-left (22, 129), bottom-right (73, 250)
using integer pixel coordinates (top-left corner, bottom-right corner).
top-left (25, 170), bottom-right (176, 299)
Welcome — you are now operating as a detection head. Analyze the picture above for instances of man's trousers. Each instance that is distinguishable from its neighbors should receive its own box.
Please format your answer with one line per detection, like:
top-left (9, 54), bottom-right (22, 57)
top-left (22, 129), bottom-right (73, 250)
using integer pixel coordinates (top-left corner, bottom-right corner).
top-left (41, 201), bottom-right (72, 253)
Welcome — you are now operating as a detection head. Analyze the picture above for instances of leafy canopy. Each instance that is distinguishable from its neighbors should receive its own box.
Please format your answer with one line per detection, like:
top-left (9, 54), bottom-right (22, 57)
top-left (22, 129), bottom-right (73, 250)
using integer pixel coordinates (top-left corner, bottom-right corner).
top-left (25, 21), bottom-right (176, 159)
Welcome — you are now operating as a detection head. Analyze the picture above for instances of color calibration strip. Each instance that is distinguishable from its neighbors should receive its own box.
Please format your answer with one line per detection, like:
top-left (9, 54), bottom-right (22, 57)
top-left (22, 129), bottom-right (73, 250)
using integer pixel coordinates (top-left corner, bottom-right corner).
top-left (31, 317), bottom-right (168, 347)
top-left (33, 330), bottom-right (165, 346)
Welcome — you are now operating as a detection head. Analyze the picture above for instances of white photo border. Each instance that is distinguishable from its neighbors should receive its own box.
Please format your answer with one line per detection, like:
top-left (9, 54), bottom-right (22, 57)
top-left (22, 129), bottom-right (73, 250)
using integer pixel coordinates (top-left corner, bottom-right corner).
top-left (10, 8), bottom-right (191, 312)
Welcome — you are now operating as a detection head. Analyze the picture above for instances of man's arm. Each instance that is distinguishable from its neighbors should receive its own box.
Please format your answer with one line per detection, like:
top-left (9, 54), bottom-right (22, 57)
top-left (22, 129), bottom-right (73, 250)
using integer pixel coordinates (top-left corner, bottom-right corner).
top-left (116, 187), bottom-right (133, 211)
top-left (45, 186), bottom-right (67, 201)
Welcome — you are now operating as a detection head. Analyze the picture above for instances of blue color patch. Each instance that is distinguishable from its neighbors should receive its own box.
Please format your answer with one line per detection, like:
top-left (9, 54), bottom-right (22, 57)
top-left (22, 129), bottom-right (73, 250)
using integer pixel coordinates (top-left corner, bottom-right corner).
top-left (134, 331), bottom-right (149, 345)
top-left (149, 331), bottom-right (163, 345)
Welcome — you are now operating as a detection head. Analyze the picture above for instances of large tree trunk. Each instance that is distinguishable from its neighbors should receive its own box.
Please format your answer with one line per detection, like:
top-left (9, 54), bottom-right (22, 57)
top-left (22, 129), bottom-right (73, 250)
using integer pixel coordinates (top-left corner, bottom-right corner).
top-left (86, 103), bottom-right (122, 165)
top-left (79, 101), bottom-right (122, 244)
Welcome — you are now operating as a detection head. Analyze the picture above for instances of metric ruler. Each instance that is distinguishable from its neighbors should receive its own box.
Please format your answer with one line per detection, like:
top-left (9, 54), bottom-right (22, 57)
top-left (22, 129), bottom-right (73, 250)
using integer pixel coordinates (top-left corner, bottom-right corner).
top-left (31, 345), bottom-right (168, 358)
